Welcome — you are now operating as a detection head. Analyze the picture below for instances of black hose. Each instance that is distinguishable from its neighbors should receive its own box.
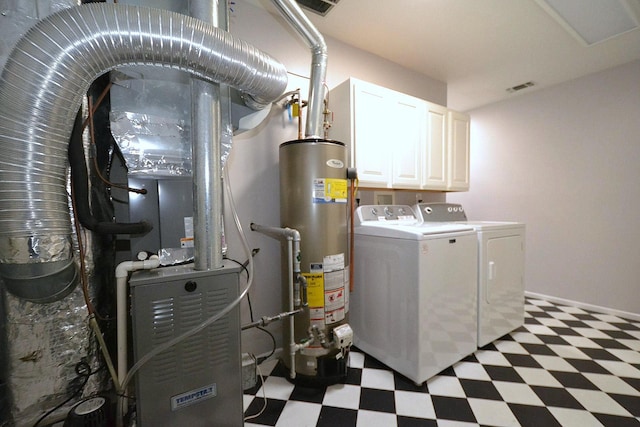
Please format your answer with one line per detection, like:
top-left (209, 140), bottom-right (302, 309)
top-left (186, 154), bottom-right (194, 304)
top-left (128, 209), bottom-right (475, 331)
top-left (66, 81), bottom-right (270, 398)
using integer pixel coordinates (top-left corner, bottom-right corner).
top-left (69, 109), bottom-right (152, 235)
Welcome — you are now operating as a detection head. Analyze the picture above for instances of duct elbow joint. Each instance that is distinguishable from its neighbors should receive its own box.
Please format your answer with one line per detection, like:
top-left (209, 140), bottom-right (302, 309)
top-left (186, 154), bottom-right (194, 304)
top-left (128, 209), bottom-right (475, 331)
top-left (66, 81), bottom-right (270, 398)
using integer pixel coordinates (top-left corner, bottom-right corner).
top-left (242, 94), bottom-right (272, 111)
top-left (0, 259), bottom-right (78, 303)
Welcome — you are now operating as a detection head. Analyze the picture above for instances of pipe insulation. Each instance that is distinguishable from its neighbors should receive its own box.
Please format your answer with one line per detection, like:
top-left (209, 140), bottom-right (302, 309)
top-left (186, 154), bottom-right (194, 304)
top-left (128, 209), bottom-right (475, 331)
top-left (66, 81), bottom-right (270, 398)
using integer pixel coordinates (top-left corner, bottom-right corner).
top-left (0, 3), bottom-right (288, 303)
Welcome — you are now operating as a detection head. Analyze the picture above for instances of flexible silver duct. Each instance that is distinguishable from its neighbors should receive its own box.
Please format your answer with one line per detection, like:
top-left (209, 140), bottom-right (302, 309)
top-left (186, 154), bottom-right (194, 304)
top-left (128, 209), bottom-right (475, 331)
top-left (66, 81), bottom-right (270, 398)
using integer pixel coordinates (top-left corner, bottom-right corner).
top-left (271, 0), bottom-right (327, 138)
top-left (0, 3), bottom-right (287, 303)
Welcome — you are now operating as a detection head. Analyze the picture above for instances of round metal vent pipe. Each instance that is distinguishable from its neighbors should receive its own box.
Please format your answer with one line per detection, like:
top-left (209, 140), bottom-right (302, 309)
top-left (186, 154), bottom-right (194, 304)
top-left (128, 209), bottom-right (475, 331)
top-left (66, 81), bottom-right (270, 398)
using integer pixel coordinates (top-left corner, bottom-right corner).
top-left (189, 0), bottom-right (225, 271)
top-left (270, 0), bottom-right (327, 138)
top-left (0, 3), bottom-right (287, 302)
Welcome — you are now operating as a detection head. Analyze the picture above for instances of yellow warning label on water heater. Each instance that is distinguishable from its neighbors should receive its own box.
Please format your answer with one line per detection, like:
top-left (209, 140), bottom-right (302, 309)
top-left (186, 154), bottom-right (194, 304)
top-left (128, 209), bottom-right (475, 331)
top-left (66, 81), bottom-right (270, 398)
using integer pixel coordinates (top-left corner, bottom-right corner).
top-left (303, 273), bottom-right (324, 308)
top-left (312, 178), bottom-right (348, 204)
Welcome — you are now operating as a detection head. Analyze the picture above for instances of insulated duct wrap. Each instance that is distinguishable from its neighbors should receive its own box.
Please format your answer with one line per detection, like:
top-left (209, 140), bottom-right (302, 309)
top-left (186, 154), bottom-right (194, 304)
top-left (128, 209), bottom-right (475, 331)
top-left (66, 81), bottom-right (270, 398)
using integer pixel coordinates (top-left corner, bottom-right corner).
top-left (0, 3), bottom-right (287, 302)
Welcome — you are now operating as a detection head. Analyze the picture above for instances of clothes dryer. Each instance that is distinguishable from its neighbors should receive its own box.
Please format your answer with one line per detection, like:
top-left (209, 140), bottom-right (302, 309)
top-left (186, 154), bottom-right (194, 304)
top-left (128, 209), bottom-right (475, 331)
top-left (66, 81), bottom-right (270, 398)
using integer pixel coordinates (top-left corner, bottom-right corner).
top-left (414, 203), bottom-right (525, 347)
top-left (351, 205), bottom-right (478, 384)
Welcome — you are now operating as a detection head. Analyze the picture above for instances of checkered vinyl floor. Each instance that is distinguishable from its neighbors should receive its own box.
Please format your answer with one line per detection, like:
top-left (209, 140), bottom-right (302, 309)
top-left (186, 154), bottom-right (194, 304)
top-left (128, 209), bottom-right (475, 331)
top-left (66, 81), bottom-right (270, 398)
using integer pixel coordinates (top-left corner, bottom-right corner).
top-left (243, 298), bottom-right (640, 426)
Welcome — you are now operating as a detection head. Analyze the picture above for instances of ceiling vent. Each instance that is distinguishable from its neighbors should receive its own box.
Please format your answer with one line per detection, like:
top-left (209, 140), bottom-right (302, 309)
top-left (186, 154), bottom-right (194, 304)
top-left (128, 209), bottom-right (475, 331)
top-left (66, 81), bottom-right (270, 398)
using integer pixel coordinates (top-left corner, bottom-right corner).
top-left (534, 0), bottom-right (640, 46)
top-left (506, 81), bottom-right (535, 93)
top-left (296, 0), bottom-right (339, 16)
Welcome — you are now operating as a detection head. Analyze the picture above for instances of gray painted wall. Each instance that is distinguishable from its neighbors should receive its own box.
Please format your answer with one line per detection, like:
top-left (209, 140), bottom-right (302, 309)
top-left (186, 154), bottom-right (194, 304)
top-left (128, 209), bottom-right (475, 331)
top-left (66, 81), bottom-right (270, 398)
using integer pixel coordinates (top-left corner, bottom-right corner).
top-left (449, 59), bottom-right (640, 317)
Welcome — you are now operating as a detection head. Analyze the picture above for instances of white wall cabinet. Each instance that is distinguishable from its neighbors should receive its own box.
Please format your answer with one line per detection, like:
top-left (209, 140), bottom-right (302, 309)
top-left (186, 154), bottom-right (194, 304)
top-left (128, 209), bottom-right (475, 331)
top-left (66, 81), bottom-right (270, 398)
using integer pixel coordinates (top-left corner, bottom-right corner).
top-left (348, 81), bottom-right (392, 186)
top-left (390, 93), bottom-right (425, 189)
top-left (329, 78), bottom-right (470, 191)
top-left (330, 79), bottom-right (425, 188)
top-left (421, 102), bottom-right (448, 190)
top-left (447, 110), bottom-right (471, 191)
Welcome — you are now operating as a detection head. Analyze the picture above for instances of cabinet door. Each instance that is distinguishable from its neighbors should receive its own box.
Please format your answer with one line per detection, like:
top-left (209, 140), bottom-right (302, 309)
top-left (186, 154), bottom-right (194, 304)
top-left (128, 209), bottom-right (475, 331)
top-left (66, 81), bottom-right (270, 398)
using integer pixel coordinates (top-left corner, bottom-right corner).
top-left (447, 110), bottom-right (470, 191)
top-left (391, 94), bottom-right (425, 189)
top-left (329, 78), bottom-right (472, 192)
top-left (353, 82), bottom-right (393, 187)
top-left (421, 103), bottom-right (448, 190)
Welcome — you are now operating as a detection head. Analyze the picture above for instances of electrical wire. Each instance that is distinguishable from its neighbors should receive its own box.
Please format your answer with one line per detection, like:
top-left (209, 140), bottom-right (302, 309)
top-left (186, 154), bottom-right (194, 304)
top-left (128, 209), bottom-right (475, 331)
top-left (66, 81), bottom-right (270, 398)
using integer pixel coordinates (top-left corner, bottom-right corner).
top-left (275, 88), bottom-right (301, 103)
top-left (225, 256), bottom-right (277, 363)
top-left (70, 186), bottom-right (95, 315)
top-left (256, 327), bottom-right (276, 363)
top-left (223, 256), bottom-right (251, 283)
top-left (286, 70), bottom-right (310, 81)
top-left (70, 147), bottom-right (120, 389)
top-left (242, 356), bottom-right (268, 422)
top-left (32, 361), bottom-right (93, 427)
top-left (89, 315), bottom-right (121, 394)
top-left (81, 81), bottom-right (112, 132)
top-left (85, 93), bottom-right (146, 195)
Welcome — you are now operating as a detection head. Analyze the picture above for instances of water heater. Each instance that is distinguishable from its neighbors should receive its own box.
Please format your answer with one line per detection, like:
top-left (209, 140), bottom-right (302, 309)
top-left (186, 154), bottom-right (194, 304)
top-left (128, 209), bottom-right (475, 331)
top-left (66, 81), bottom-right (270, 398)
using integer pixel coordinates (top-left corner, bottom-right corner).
top-left (279, 138), bottom-right (351, 384)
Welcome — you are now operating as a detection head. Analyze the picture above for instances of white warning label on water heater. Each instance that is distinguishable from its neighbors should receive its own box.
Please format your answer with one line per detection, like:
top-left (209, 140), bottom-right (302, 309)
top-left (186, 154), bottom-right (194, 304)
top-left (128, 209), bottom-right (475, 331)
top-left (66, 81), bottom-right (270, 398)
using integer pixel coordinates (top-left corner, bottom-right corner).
top-left (324, 269), bottom-right (344, 292)
top-left (323, 253), bottom-right (345, 272)
top-left (305, 253), bottom-right (348, 332)
top-left (325, 306), bottom-right (345, 324)
top-left (323, 254), bottom-right (346, 324)
top-left (312, 178), bottom-right (348, 204)
top-left (325, 286), bottom-right (344, 311)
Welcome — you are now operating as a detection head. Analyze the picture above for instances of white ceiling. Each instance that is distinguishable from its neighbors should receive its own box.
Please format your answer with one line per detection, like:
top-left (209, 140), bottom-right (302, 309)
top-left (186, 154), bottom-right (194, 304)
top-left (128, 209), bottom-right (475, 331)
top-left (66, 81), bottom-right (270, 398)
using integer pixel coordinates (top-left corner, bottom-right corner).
top-left (255, 0), bottom-right (640, 111)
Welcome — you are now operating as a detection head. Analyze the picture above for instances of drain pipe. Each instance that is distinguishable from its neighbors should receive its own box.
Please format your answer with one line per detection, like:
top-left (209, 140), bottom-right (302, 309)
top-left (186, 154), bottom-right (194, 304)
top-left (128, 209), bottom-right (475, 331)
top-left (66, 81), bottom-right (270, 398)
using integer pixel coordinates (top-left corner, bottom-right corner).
top-left (270, 0), bottom-right (327, 138)
top-left (250, 223), bottom-right (306, 379)
top-left (0, 3), bottom-right (287, 303)
top-left (115, 255), bottom-right (161, 388)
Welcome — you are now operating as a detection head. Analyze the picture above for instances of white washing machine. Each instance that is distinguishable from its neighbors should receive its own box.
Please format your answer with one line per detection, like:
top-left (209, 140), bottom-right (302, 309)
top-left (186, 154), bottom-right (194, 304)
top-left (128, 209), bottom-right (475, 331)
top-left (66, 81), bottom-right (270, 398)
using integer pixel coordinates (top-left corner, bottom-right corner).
top-left (414, 203), bottom-right (526, 348)
top-left (351, 205), bottom-right (478, 384)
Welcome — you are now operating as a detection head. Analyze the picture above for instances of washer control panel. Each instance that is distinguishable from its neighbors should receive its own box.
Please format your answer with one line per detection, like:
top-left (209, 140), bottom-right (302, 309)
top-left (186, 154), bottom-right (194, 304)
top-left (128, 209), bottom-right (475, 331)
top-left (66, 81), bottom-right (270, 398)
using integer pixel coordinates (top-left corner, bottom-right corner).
top-left (356, 205), bottom-right (417, 223)
top-left (414, 203), bottom-right (468, 222)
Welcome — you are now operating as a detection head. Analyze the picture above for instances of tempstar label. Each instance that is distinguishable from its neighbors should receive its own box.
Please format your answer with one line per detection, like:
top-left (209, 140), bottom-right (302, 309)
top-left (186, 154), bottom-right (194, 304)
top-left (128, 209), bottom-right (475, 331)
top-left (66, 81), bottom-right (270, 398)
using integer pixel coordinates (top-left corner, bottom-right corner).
top-left (171, 384), bottom-right (217, 411)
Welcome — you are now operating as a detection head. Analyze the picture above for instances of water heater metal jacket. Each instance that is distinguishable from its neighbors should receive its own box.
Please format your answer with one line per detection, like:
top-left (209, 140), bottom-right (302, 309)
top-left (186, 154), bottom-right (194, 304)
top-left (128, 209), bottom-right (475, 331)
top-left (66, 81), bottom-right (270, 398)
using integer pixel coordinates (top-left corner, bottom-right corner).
top-left (0, 3), bottom-right (288, 302)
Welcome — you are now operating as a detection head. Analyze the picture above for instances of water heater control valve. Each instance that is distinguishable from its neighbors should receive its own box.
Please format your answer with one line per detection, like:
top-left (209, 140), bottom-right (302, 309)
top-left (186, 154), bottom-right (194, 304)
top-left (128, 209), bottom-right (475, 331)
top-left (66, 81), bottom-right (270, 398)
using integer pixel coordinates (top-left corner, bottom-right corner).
top-left (332, 324), bottom-right (353, 350)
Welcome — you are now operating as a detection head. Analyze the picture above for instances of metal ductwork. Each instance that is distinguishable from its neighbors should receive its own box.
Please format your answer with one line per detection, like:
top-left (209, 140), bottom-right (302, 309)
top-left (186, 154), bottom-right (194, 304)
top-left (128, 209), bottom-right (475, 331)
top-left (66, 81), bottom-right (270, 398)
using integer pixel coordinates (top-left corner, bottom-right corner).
top-left (0, 3), bottom-right (288, 303)
top-left (271, 0), bottom-right (327, 138)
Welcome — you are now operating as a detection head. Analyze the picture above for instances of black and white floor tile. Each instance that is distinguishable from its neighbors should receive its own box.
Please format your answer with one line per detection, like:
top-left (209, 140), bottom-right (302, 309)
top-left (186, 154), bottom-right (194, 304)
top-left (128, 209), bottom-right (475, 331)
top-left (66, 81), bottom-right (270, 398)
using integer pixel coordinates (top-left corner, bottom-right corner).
top-left (243, 298), bottom-right (640, 426)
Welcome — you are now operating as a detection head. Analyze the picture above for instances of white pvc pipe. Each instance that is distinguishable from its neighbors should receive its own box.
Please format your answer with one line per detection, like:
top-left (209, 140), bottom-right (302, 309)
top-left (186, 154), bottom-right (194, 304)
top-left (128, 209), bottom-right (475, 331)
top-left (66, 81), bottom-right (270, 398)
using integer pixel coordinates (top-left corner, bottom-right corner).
top-left (286, 238), bottom-right (296, 379)
top-left (250, 224), bottom-right (303, 378)
top-left (115, 255), bottom-right (161, 388)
